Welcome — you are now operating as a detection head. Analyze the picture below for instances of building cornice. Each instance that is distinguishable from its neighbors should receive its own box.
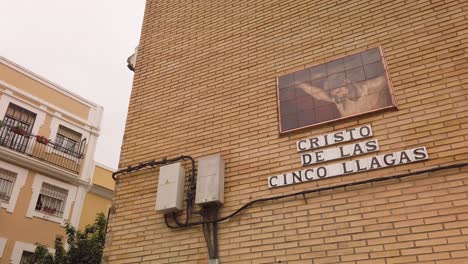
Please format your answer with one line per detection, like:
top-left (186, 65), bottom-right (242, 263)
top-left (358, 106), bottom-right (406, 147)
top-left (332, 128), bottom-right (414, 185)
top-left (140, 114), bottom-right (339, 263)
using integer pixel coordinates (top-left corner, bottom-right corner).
top-left (88, 184), bottom-right (114, 200)
top-left (0, 81), bottom-right (100, 134)
top-left (95, 162), bottom-right (117, 172)
top-left (0, 147), bottom-right (90, 187)
top-left (0, 56), bottom-right (98, 109)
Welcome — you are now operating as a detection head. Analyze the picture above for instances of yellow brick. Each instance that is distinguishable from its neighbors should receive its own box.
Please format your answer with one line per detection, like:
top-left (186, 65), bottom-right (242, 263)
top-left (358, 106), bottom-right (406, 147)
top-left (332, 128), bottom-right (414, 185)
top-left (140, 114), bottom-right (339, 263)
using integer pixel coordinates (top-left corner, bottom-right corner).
top-left (105, 0), bottom-right (468, 263)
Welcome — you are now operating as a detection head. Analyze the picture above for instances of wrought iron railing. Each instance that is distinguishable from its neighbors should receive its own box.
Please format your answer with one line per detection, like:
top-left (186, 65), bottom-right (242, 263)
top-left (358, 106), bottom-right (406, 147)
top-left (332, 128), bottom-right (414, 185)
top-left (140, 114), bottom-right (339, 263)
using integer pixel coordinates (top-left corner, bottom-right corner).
top-left (0, 121), bottom-right (85, 174)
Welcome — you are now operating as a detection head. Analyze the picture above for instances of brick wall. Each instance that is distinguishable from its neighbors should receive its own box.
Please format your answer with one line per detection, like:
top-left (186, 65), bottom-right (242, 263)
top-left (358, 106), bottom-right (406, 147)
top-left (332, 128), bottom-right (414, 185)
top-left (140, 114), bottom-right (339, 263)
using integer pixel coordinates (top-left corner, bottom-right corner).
top-left (105, 0), bottom-right (468, 263)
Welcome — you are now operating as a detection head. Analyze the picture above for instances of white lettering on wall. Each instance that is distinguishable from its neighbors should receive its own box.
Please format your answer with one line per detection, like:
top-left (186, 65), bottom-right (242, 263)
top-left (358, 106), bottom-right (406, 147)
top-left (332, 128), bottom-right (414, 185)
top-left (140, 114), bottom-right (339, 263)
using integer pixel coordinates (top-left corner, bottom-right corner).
top-left (301, 139), bottom-right (379, 166)
top-left (296, 125), bottom-right (373, 152)
top-left (268, 147), bottom-right (428, 188)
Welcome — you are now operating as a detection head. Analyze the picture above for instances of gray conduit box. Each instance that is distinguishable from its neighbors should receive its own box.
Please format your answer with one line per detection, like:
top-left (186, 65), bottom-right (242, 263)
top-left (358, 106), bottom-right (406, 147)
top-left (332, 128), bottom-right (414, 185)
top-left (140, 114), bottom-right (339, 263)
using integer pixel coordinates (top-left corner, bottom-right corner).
top-left (195, 154), bottom-right (225, 205)
top-left (155, 162), bottom-right (185, 213)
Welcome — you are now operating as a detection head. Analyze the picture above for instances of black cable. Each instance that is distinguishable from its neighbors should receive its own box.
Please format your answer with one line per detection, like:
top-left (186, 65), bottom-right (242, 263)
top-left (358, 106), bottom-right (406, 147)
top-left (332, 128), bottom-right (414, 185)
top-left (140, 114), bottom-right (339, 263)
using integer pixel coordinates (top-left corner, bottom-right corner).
top-left (203, 223), bottom-right (214, 258)
top-left (213, 222), bottom-right (219, 258)
top-left (208, 206), bottom-right (219, 259)
top-left (183, 162), bottom-right (468, 226)
top-left (112, 155), bottom-right (195, 181)
top-left (207, 223), bottom-right (214, 258)
top-left (113, 155), bottom-right (197, 228)
top-left (171, 211), bottom-right (186, 227)
top-left (164, 214), bottom-right (179, 229)
top-left (114, 158), bottom-right (468, 228)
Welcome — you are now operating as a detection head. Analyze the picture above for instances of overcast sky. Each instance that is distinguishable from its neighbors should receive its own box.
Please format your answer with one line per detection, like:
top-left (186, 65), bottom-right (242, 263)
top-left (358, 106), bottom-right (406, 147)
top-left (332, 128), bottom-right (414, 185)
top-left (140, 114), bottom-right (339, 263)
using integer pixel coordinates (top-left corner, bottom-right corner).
top-left (0, 1), bottom-right (146, 169)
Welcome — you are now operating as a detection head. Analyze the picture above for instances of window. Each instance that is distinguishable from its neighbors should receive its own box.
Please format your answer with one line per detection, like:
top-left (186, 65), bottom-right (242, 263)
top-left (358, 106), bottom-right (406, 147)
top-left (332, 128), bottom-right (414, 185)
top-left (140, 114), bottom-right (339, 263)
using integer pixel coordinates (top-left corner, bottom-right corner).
top-left (54, 125), bottom-right (82, 157)
top-left (3, 103), bottom-right (36, 129)
top-left (11, 241), bottom-right (51, 264)
top-left (0, 162), bottom-right (28, 213)
top-left (1, 103), bottom-right (36, 152)
top-left (0, 168), bottom-right (17, 202)
top-left (35, 183), bottom-right (69, 217)
top-left (27, 174), bottom-right (77, 225)
top-left (19, 251), bottom-right (33, 264)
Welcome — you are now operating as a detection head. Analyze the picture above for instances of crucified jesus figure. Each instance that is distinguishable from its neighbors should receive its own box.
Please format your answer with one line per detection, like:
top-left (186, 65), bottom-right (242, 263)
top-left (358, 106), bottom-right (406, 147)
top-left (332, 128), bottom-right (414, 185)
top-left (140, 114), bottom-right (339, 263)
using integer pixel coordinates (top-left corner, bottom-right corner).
top-left (296, 75), bottom-right (389, 117)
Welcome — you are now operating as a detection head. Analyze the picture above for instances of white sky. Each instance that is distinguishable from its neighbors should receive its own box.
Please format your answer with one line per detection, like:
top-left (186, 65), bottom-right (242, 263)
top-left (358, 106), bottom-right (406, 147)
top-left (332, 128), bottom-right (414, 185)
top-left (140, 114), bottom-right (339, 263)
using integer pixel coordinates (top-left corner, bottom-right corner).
top-left (0, 1), bottom-right (146, 169)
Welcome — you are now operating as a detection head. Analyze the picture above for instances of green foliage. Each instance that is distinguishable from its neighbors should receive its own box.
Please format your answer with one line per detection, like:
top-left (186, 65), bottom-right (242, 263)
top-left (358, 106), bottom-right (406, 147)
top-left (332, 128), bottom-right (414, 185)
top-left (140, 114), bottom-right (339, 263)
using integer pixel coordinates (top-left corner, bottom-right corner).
top-left (27, 213), bottom-right (107, 264)
top-left (26, 245), bottom-right (53, 264)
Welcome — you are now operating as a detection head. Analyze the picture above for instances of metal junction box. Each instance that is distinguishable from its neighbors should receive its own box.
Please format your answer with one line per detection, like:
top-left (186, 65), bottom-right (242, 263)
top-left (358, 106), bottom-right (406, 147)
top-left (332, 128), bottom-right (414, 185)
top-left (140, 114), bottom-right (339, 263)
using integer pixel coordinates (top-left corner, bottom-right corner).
top-left (155, 162), bottom-right (185, 213)
top-left (195, 154), bottom-right (225, 205)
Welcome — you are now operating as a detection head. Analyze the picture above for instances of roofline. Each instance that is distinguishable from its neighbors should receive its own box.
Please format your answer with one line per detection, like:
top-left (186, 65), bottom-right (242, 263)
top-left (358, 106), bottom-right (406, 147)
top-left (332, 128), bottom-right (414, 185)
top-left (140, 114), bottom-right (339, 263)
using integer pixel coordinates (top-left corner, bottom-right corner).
top-left (0, 56), bottom-right (99, 109)
top-left (95, 161), bottom-right (116, 172)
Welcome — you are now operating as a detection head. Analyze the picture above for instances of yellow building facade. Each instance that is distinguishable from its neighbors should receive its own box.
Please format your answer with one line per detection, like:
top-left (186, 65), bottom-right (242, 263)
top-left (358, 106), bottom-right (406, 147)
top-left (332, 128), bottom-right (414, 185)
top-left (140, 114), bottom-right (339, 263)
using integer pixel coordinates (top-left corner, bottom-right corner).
top-left (0, 57), bottom-right (104, 264)
top-left (79, 163), bottom-right (115, 230)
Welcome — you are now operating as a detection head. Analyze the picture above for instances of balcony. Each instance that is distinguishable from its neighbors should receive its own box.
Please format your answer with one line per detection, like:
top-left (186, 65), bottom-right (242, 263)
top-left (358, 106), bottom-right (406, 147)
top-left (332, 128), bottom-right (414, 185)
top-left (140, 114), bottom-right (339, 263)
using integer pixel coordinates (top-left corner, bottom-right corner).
top-left (0, 121), bottom-right (85, 174)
